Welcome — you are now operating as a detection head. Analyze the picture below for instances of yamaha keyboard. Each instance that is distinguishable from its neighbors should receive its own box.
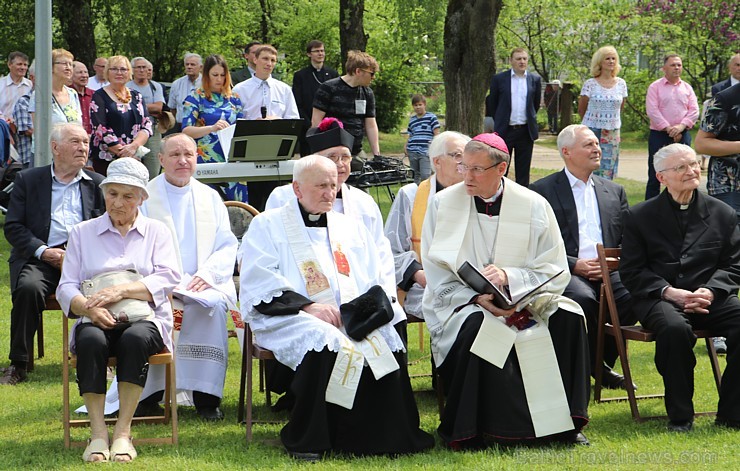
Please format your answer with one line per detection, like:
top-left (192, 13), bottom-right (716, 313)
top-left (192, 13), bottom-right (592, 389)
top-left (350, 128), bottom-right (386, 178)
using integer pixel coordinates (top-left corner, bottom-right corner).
top-left (194, 160), bottom-right (296, 183)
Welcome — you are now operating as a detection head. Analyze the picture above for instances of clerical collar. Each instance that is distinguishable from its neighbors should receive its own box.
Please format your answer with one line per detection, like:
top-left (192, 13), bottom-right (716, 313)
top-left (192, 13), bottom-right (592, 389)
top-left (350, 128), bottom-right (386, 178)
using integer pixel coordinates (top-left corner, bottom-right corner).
top-left (666, 191), bottom-right (695, 211)
top-left (435, 178), bottom-right (445, 192)
top-left (298, 202), bottom-right (327, 227)
top-left (474, 182), bottom-right (504, 217)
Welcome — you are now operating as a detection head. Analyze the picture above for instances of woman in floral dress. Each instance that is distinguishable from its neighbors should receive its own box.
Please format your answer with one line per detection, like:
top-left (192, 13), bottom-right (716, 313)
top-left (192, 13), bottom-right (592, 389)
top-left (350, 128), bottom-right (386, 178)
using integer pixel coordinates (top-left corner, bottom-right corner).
top-left (578, 46), bottom-right (628, 180)
top-left (90, 55), bottom-right (153, 176)
top-left (182, 54), bottom-right (247, 201)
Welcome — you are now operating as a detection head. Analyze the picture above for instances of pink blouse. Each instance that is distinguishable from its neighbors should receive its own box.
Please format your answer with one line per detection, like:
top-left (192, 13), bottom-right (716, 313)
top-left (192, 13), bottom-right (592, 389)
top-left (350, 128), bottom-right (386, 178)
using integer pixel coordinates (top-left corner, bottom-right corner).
top-left (56, 212), bottom-right (181, 353)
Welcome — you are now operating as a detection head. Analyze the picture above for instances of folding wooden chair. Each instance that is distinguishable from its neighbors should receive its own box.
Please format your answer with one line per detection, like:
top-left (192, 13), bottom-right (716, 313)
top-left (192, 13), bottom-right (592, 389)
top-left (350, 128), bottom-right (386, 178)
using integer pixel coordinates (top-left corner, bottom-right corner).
top-left (27, 294), bottom-right (61, 371)
top-left (593, 244), bottom-right (723, 421)
top-left (237, 323), bottom-right (283, 443)
top-left (62, 314), bottom-right (178, 448)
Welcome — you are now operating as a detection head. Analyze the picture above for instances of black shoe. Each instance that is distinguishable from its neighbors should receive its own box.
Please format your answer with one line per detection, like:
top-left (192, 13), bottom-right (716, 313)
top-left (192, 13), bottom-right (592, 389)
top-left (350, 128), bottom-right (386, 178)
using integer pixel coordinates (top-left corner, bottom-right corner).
top-left (0, 365), bottom-right (27, 385)
top-left (667, 420), bottom-right (693, 433)
top-left (601, 367), bottom-right (637, 391)
top-left (134, 401), bottom-right (164, 417)
top-left (715, 416), bottom-right (740, 429)
top-left (555, 431), bottom-right (590, 446)
top-left (196, 406), bottom-right (224, 421)
top-left (287, 450), bottom-right (323, 462)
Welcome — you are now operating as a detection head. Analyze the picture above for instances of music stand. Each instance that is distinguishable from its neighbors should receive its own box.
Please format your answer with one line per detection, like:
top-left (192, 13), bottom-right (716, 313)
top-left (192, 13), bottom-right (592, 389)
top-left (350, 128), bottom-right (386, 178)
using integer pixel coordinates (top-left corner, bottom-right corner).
top-left (227, 119), bottom-right (304, 162)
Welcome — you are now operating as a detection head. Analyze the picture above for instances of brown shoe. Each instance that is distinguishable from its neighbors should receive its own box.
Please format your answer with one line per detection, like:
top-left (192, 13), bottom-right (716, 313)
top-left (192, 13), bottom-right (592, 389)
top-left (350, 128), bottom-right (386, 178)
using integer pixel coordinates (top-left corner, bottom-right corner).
top-left (0, 365), bottom-right (27, 385)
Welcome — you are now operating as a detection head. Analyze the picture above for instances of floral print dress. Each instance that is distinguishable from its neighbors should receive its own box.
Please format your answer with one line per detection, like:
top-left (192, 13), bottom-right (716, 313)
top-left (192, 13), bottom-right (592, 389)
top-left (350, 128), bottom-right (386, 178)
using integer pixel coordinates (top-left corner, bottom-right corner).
top-left (90, 88), bottom-right (152, 175)
top-left (182, 88), bottom-right (247, 202)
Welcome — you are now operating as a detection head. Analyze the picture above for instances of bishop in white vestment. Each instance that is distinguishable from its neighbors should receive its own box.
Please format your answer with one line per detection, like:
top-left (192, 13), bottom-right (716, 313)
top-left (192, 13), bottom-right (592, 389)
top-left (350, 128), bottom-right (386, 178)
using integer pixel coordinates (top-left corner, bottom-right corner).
top-left (240, 156), bottom-right (434, 458)
top-left (422, 134), bottom-right (590, 448)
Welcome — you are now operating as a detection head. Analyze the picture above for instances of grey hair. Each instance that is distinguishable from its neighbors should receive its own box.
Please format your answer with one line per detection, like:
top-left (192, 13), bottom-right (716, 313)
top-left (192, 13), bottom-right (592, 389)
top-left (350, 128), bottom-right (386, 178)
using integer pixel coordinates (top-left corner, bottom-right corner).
top-left (464, 140), bottom-right (510, 165)
top-left (49, 123), bottom-right (86, 145)
top-left (557, 124), bottom-right (592, 159)
top-left (184, 52), bottom-right (202, 65)
top-left (428, 131), bottom-right (471, 159)
top-left (28, 59), bottom-right (36, 76)
top-left (130, 56), bottom-right (152, 68)
top-left (293, 154), bottom-right (335, 183)
top-left (654, 143), bottom-right (696, 172)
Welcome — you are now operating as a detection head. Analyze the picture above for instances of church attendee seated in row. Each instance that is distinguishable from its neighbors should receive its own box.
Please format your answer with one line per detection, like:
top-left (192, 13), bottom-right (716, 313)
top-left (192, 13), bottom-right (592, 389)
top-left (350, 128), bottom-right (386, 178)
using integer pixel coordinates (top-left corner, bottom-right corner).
top-left (421, 133), bottom-right (591, 448)
top-left (239, 155), bottom-right (434, 459)
top-left (620, 143), bottom-right (740, 433)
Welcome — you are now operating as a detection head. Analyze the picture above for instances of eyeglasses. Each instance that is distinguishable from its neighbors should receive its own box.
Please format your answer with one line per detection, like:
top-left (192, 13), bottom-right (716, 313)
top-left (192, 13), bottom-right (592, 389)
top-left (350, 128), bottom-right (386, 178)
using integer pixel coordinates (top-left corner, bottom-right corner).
top-left (362, 69), bottom-right (376, 77)
top-left (310, 49), bottom-right (325, 54)
top-left (326, 153), bottom-right (352, 164)
top-left (457, 162), bottom-right (502, 175)
top-left (54, 61), bottom-right (73, 68)
top-left (446, 151), bottom-right (463, 162)
top-left (657, 160), bottom-right (701, 174)
top-left (109, 67), bottom-right (129, 74)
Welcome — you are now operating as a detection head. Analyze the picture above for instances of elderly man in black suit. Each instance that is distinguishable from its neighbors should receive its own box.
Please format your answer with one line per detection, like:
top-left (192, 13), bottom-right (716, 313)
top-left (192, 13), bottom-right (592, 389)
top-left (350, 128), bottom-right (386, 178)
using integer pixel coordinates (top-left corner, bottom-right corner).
top-left (531, 124), bottom-right (636, 390)
top-left (488, 47), bottom-right (542, 187)
top-left (620, 143), bottom-right (740, 433)
top-left (711, 53), bottom-right (740, 96)
top-left (1, 123), bottom-right (105, 385)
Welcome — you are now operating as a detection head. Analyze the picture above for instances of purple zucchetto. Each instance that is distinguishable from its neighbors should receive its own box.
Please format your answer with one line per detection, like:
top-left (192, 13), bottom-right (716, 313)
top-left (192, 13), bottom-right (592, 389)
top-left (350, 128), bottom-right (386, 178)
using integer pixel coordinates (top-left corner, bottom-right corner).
top-left (472, 133), bottom-right (509, 155)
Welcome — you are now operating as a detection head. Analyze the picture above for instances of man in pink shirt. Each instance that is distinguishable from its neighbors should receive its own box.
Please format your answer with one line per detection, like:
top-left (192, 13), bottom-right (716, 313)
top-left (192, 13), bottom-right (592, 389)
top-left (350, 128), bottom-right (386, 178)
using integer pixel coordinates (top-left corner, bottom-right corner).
top-left (645, 54), bottom-right (699, 199)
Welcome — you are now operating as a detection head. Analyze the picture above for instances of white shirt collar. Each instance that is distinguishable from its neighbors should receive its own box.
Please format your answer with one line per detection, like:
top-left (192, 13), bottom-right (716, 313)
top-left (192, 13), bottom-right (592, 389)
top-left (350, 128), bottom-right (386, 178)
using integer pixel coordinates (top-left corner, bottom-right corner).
top-left (564, 167), bottom-right (593, 189)
top-left (510, 69), bottom-right (528, 79)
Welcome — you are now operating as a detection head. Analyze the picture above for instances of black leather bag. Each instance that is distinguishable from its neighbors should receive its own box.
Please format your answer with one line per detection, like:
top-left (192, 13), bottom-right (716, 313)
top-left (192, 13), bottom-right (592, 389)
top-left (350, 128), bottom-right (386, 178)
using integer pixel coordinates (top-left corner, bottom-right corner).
top-left (340, 285), bottom-right (393, 341)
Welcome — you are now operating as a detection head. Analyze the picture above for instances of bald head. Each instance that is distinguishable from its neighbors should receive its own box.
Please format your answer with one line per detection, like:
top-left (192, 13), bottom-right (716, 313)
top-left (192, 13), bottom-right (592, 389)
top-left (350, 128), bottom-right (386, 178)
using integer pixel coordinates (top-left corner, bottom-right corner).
top-left (159, 133), bottom-right (198, 187)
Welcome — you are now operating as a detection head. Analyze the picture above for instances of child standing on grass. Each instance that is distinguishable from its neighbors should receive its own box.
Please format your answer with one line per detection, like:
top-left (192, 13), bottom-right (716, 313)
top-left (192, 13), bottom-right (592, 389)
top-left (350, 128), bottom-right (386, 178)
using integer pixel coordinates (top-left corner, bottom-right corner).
top-left (405, 94), bottom-right (440, 184)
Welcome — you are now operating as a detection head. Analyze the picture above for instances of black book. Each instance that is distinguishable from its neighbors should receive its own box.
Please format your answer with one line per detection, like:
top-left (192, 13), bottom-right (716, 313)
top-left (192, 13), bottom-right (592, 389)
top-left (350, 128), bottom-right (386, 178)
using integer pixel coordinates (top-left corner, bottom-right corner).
top-left (457, 261), bottom-right (564, 310)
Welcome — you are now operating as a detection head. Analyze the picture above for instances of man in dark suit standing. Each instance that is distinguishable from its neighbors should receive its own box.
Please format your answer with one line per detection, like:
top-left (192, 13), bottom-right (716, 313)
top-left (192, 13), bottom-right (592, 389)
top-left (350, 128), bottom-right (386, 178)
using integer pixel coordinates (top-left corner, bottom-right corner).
top-left (620, 143), bottom-right (740, 433)
top-left (0, 123), bottom-right (105, 385)
top-left (292, 40), bottom-right (338, 156)
top-left (488, 47), bottom-right (542, 187)
top-left (711, 53), bottom-right (740, 96)
top-left (531, 124), bottom-right (636, 390)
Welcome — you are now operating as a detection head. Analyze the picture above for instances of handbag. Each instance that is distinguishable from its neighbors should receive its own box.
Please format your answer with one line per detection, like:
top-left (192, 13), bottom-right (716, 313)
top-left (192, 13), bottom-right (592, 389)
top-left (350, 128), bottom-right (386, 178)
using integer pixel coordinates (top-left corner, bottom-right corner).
top-left (81, 269), bottom-right (155, 324)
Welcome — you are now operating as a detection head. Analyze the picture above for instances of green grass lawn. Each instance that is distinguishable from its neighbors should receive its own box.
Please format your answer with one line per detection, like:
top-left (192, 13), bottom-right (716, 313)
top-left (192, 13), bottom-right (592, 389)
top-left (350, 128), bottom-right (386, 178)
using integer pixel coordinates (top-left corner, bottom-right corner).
top-left (0, 173), bottom-right (736, 469)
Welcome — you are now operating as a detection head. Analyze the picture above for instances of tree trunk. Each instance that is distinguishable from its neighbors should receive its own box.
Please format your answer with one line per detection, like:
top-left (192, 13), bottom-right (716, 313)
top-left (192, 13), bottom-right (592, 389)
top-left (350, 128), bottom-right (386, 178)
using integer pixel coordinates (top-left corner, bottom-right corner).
top-left (258, 0), bottom-right (270, 43)
top-left (54, 0), bottom-right (97, 69)
top-left (339, 0), bottom-right (368, 73)
top-left (443, 0), bottom-right (503, 136)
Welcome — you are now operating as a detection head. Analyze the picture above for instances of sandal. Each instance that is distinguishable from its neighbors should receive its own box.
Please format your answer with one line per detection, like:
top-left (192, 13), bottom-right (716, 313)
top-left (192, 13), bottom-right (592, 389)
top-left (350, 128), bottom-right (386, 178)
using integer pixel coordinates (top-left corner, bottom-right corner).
top-left (82, 438), bottom-right (110, 463)
top-left (110, 437), bottom-right (137, 463)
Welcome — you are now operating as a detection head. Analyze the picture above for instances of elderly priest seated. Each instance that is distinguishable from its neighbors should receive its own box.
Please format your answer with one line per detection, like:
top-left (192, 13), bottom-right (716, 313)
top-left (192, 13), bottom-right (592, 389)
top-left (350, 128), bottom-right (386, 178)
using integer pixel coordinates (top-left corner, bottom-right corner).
top-left (421, 133), bottom-right (591, 448)
top-left (239, 155), bottom-right (434, 460)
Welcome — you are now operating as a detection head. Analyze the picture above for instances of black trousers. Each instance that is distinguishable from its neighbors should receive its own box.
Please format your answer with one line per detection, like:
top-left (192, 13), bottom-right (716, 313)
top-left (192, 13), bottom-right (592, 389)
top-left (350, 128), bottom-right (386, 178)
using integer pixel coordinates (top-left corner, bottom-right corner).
top-left (500, 126), bottom-right (534, 187)
top-left (640, 295), bottom-right (740, 423)
top-left (9, 258), bottom-right (60, 364)
top-left (564, 273), bottom-right (636, 373)
top-left (75, 321), bottom-right (164, 395)
top-left (437, 309), bottom-right (590, 446)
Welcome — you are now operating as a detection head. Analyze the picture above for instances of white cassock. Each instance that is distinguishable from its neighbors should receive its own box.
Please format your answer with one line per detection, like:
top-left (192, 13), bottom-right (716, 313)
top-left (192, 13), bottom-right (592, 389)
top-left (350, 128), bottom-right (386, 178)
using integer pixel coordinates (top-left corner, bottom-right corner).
top-left (253, 183), bottom-right (406, 327)
top-left (383, 176), bottom-right (438, 318)
top-left (141, 175), bottom-right (238, 402)
top-left (239, 198), bottom-right (404, 370)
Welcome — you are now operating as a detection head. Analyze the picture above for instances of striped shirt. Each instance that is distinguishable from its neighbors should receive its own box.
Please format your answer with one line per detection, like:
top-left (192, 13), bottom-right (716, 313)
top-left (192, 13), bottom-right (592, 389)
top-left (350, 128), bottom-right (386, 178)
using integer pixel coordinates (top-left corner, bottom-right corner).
top-left (406, 112), bottom-right (440, 154)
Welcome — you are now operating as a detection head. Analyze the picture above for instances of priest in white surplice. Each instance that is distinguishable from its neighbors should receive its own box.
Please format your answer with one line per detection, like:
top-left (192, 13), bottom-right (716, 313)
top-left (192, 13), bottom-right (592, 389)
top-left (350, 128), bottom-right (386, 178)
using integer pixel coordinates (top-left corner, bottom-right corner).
top-left (422, 133), bottom-right (590, 448)
top-left (240, 155), bottom-right (433, 459)
top-left (260, 118), bottom-right (406, 334)
top-left (384, 131), bottom-right (470, 318)
top-left (140, 133), bottom-right (237, 421)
